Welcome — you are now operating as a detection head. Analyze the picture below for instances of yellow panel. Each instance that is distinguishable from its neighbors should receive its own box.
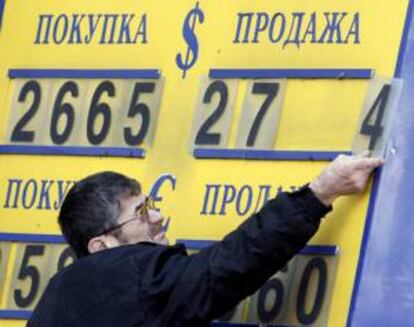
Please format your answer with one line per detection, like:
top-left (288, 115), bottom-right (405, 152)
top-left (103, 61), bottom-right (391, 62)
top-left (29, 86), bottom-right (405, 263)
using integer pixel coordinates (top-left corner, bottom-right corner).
top-left (0, 0), bottom-right (410, 325)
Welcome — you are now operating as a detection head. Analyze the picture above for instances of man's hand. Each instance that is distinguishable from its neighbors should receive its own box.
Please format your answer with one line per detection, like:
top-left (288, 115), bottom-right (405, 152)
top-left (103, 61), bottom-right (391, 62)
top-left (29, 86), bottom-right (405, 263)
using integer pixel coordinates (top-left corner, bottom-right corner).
top-left (309, 153), bottom-right (384, 206)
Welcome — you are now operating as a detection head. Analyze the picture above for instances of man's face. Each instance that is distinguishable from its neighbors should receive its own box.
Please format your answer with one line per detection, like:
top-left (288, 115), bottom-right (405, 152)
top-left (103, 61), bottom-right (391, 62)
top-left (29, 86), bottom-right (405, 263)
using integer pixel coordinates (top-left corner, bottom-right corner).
top-left (114, 194), bottom-right (168, 246)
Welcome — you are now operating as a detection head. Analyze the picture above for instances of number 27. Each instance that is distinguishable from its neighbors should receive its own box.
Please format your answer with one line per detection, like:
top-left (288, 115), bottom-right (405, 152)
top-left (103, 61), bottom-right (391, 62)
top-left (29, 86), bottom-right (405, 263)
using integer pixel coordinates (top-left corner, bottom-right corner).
top-left (193, 79), bottom-right (284, 149)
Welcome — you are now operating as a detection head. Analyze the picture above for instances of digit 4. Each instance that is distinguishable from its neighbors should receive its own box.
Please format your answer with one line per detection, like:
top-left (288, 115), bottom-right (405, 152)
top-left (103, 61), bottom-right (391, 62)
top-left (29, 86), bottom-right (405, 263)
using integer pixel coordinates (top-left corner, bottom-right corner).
top-left (360, 84), bottom-right (391, 150)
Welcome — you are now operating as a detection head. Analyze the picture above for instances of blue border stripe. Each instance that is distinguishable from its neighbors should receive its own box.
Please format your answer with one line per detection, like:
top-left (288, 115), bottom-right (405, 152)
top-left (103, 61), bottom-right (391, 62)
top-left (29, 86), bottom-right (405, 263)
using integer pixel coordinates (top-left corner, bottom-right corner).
top-left (211, 323), bottom-right (259, 327)
top-left (0, 233), bottom-right (66, 243)
top-left (347, 2), bottom-right (414, 326)
top-left (177, 239), bottom-right (213, 249)
top-left (0, 311), bottom-right (293, 324)
top-left (0, 0), bottom-right (5, 28)
top-left (0, 310), bottom-right (32, 319)
top-left (0, 145), bottom-right (145, 158)
top-left (212, 323), bottom-right (294, 327)
top-left (194, 149), bottom-right (351, 161)
top-left (8, 69), bottom-right (160, 79)
top-left (209, 69), bottom-right (373, 79)
top-left (395, 0), bottom-right (414, 78)
top-left (177, 239), bottom-right (338, 256)
top-left (300, 245), bottom-right (338, 256)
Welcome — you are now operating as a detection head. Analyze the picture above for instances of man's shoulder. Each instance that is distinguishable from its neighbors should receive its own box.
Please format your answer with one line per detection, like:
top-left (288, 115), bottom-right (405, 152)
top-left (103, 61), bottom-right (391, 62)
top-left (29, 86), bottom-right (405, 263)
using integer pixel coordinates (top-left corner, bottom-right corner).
top-left (29, 243), bottom-right (188, 327)
top-left (84, 242), bottom-right (187, 264)
top-left (58, 242), bottom-right (187, 278)
top-left (41, 244), bottom-right (168, 305)
top-left (42, 242), bottom-right (189, 303)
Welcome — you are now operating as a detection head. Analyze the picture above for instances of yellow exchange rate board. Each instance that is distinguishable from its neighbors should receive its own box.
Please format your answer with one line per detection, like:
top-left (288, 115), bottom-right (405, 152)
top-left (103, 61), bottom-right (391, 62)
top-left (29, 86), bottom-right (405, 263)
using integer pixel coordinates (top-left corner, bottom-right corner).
top-left (0, 0), bottom-right (410, 326)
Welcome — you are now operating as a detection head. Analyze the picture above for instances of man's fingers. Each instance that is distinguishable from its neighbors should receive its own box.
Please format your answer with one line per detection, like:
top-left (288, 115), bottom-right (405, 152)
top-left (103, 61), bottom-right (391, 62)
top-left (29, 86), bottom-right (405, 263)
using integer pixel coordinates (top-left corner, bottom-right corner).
top-left (336, 151), bottom-right (372, 164)
top-left (352, 157), bottom-right (385, 170)
top-left (354, 150), bottom-right (371, 159)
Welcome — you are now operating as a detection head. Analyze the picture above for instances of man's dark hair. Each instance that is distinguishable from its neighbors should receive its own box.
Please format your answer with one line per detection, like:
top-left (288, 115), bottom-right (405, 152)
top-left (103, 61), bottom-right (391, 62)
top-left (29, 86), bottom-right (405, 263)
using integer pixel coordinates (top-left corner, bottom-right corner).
top-left (58, 171), bottom-right (141, 258)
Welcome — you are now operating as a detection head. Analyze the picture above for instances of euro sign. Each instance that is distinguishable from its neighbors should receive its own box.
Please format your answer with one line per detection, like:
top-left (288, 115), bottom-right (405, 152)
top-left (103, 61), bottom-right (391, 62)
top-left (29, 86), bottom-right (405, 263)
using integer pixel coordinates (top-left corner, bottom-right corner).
top-left (176, 2), bottom-right (204, 79)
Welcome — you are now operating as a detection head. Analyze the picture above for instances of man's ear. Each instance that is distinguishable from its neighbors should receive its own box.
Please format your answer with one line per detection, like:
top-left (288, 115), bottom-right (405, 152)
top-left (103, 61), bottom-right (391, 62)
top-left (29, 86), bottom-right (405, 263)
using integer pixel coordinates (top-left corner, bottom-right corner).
top-left (88, 235), bottom-right (120, 254)
top-left (88, 236), bottom-right (109, 254)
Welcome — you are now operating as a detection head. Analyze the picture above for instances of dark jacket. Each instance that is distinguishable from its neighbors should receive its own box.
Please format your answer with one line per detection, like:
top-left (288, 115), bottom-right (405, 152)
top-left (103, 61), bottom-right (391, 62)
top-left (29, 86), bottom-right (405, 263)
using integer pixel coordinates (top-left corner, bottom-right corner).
top-left (27, 187), bottom-right (330, 327)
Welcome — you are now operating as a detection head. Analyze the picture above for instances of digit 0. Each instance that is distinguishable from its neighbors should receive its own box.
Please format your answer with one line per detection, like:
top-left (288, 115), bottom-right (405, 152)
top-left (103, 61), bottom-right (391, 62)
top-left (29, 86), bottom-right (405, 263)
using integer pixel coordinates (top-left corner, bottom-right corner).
top-left (296, 257), bottom-right (328, 324)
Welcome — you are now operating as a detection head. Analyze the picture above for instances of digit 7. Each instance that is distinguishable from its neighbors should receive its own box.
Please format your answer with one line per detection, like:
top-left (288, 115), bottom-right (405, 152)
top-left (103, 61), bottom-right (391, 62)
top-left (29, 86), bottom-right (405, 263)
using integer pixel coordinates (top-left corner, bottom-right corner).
top-left (246, 82), bottom-right (279, 147)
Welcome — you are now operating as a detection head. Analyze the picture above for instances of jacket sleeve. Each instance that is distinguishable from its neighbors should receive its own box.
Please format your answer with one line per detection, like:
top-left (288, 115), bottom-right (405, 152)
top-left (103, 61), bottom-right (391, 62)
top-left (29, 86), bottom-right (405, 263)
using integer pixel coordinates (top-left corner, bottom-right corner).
top-left (144, 186), bottom-right (331, 326)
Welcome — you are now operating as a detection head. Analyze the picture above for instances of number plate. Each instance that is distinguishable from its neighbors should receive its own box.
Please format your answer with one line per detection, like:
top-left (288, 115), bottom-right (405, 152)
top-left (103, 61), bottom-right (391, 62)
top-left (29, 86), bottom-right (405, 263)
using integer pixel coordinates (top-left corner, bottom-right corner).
top-left (235, 79), bottom-right (286, 149)
top-left (191, 77), bottom-right (287, 150)
top-left (353, 76), bottom-right (403, 157)
top-left (6, 78), bottom-right (163, 148)
top-left (191, 77), bottom-right (239, 148)
top-left (0, 243), bottom-right (11, 299)
top-left (245, 259), bottom-right (297, 324)
top-left (284, 254), bottom-right (338, 326)
top-left (7, 243), bottom-right (49, 310)
top-left (5, 243), bottom-right (75, 311)
top-left (213, 249), bottom-right (338, 326)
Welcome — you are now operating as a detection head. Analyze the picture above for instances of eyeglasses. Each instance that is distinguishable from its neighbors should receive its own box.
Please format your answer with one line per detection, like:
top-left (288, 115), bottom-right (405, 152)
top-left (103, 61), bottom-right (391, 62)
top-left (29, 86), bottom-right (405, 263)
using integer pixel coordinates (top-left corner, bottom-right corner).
top-left (98, 196), bottom-right (156, 236)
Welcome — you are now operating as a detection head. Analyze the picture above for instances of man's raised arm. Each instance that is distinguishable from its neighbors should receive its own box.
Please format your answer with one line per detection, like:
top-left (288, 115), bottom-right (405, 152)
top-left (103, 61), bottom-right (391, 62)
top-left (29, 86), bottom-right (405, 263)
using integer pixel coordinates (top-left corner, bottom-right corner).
top-left (147, 154), bottom-right (383, 326)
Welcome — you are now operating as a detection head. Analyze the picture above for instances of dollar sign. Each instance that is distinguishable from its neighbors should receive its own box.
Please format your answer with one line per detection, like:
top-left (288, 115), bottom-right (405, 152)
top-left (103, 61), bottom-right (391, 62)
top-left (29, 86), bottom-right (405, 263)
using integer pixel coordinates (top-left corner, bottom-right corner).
top-left (176, 2), bottom-right (204, 78)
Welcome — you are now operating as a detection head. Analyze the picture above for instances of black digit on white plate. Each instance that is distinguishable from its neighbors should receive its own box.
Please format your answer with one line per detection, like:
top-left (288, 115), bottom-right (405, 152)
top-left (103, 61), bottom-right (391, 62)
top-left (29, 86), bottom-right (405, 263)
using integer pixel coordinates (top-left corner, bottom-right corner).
top-left (359, 84), bottom-right (391, 150)
top-left (353, 77), bottom-right (402, 157)
top-left (87, 81), bottom-right (114, 145)
top-left (10, 80), bottom-right (42, 143)
top-left (246, 82), bottom-right (279, 147)
top-left (50, 81), bottom-right (78, 145)
top-left (295, 257), bottom-right (327, 324)
top-left (235, 79), bottom-right (286, 150)
top-left (13, 244), bottom-right (45, 308)
top-left (124, 82), bottom-right (155, 146)
top-left (195, 80), bottom-right (229, 146)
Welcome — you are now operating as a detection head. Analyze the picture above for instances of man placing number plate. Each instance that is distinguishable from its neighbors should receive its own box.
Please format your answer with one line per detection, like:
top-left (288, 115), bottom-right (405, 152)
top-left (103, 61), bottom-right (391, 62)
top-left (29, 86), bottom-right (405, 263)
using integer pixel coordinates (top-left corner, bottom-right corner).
top-left (27, 152), bottom-right (382, 327)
